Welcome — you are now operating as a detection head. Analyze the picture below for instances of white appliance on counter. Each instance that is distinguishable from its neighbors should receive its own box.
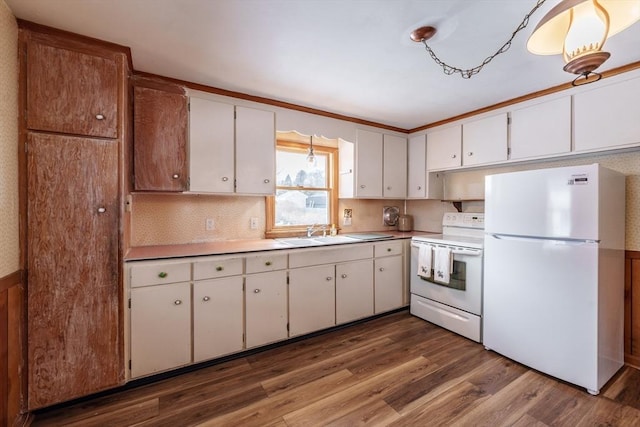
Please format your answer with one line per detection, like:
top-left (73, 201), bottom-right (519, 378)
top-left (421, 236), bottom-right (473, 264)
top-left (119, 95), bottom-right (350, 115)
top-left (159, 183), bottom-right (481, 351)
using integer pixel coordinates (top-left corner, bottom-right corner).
top-left (410, 212), bottom-right (484, 342)
top-left (483, 164), bottom-right (625, 395)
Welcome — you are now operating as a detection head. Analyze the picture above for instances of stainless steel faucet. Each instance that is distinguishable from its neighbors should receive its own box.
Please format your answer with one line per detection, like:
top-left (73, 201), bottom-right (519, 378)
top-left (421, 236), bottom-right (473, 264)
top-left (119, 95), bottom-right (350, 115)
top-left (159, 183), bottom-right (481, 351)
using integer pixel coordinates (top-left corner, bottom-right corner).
top-left (306, 224), bottom-right (326, 237)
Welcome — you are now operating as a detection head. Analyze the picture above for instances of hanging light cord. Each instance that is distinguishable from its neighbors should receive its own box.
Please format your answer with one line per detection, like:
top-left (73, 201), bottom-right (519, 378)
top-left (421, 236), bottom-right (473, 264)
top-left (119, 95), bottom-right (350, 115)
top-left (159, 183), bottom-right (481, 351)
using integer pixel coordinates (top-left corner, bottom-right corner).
top-left (419, 0), bottom-right (547, 79)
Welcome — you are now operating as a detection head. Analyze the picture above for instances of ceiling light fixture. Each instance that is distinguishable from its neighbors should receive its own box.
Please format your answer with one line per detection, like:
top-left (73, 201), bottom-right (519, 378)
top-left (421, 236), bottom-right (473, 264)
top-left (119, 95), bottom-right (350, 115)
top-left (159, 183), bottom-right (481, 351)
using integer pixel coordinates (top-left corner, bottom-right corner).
top-left (410, 0), bottom-right (548, 79)
top-left (527, 0), bottom-right (640, 86)
top-left (306, 135), bottom-right (316, 167)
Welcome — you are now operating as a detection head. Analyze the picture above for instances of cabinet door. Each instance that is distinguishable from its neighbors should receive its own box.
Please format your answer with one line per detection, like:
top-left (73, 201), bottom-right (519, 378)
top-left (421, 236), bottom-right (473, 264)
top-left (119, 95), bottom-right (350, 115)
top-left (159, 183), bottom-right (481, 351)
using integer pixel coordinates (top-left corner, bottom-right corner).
top-left (355, 129), bottom-right (383, 197)
top-left (236, 106), bottom-right (275, 194)
top-left (26, 40), bottom-right (118, 138)
top-left (133, 86), bottom-right (188, 191)
top-left (426, 126), bottom-right (461, 170)
top-left (374, 256), bottom-right (404, 313)
top-left (407, 135), bottom-right (426, 198)
top-left (511, 97), bottom-right (571, 160)
top-left (193, 277), bottom-right (244, 362)
top-left (574, 77), bottom-right (640, 152)
top-left (289, 265), bottom-right (336, 336)
top-left (462, 113), bottom-right (508, 166)
top-left (189, 97), bottom-right (235, 193)
top-left (383, 134), bottom-right (407, 198)
top-left (245, 271), bottom-right (288, 348)
top-left (26, 133), bottom-right (120, 409)
top-left (130, 283), bottom-right (191, 378)
top-left (336, 259), bottom-right (374, 324)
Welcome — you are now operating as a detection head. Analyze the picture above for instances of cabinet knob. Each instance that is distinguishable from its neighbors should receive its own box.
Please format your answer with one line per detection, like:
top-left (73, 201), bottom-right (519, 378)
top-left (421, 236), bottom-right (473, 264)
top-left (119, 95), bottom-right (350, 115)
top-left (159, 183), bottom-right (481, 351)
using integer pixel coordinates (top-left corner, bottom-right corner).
top-left (202, 296), bottom-right (210, 302)
top-left (97, 207), bottom-right (106, 214)
top-left (95, 114), bottom-right (105, 120)
top-left (253, 289), bottom-right (261, 293)
top-left (468, 152), bottom-right (473, 156)
top-left (341, 274), bottom-right (347, 279)
top-left (387, 186), bottom-right (391, 190)
top-left (326, 277), bottom-right (333, 281)
top-left (418, 186), bottom-right (422, 190)
top-left (222, 177), bottom-right (229, 182)
top-left (263, 179), bottom-right (270, 184)
top-left (387, 248), bottom-right (392, 252)
top-left (360, 185), bottom-right (366, 189)
top-left (379, 267), bottom-right (385, 272)
top-left (216, 266), bottom-right (224, 271)
top-left (158, 272), bottom-right (168, 278)
top-left (265, 261), bottom-right (272, 266)
top-left (451, 154), bottom-right (457, 159)
top-left (174, 300), bottom-right (182, 305)
top-left (172, 174), bottom-right (180, 179)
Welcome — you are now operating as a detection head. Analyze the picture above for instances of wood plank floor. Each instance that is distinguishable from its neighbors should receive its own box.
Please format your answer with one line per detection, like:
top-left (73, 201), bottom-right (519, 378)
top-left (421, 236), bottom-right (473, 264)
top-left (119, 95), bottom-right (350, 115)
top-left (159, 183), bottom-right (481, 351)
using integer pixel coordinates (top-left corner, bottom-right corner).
top-left (31, 310), bottom-right (640, 426)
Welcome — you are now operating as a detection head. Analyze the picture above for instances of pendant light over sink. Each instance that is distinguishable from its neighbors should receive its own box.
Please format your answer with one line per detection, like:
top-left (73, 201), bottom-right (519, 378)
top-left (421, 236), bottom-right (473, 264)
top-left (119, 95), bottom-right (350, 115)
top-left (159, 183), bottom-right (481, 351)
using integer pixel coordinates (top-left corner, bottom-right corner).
top-left (527, 0), bottom-right (640, 85)
top-left (306, 135), bottom-right (316, 167)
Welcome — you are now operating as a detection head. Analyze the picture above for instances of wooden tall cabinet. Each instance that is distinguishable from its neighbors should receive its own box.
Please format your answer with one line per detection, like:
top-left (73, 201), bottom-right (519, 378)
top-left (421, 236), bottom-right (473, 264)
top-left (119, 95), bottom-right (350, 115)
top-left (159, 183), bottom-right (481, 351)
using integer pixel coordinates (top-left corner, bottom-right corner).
top-left (20, 27), bottom-right (128, 410)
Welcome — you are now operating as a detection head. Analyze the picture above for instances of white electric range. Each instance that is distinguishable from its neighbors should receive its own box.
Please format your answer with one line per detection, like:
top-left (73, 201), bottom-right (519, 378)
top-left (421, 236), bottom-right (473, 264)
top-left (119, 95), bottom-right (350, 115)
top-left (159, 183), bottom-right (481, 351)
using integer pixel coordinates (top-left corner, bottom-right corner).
top-left (410, 212), bottom-right (484, 342)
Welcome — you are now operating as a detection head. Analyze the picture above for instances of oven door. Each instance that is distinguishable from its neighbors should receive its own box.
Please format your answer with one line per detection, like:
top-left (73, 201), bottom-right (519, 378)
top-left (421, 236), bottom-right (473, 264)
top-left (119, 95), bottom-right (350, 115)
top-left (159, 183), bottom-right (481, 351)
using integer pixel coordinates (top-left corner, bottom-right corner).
top-left (410, 241), bottom-right (483, 315)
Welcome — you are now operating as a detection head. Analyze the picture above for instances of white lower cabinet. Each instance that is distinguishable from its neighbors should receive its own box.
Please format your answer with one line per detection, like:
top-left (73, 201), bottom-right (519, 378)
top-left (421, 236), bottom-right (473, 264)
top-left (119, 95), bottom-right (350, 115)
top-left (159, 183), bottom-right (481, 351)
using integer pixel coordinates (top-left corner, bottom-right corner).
top-left (130, 282), bottom-right (191, 378)
top-left (336, 259), bottom-right (374, 324)
top-left (245, 270), bottom-right (288, 348)
top-left (374, 256), bottom-right (404, 313)
top-left (289, 265), bottom-right (336, 336)
top-left (193, 277), bottom-right (244, 362)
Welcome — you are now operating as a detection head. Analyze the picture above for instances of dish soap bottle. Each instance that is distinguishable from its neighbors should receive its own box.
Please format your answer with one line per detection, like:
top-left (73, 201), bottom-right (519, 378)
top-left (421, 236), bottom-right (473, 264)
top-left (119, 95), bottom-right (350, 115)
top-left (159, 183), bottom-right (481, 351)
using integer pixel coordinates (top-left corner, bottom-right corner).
top-left (330, 224), bottom-right (337, 236)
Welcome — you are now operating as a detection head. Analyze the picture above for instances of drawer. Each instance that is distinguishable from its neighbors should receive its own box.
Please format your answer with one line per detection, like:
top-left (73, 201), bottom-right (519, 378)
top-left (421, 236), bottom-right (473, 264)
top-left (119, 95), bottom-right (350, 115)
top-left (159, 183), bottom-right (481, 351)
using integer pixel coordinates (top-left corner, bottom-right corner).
top-left (129, 260), bottom-right (191, 288)
top-left (289, 243), bottom-right (373, 268)
top-left (193, 256), bottom-right (243, 280)
top-left (246, 253), bottom-right (287, 274)
top-left (374, 241), bottom-right (403, 257)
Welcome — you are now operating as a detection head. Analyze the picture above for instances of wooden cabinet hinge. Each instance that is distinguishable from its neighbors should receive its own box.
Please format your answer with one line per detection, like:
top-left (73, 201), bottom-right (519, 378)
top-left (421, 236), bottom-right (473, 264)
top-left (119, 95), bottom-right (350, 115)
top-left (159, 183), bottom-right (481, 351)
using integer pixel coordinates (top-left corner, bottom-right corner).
top-left (507, 147), bottom-right (511, 156)
top-left (128, 360), bottom-right (132, 370)
top-left (507, 116), bottom-right (512, 125)
top-left (128, 298), bottom-right (131, 308)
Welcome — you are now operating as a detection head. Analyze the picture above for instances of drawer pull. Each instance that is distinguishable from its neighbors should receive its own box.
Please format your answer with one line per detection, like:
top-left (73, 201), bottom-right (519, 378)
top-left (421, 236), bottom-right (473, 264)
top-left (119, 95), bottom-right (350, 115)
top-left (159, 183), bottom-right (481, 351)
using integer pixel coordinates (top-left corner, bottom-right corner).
top-left (341, 274), bottom-right (347, 279)
top-left (97, 207), bottom-right (106, 214)
top-left (174, 300), bottom-right (182, 305)
top-left (172, 174), bottom-right (180, 179)
top-left (216, 266), bottom-right (224, 271)
top-left (202, 296), bottom-right (210, 302)
top-left (265, 261), bottom-right (272, 266)
top-left (158, 272), bottom-right (168, 278)
top-left (360, 185), bottom-right (366, 189)
top-left (326, 277), bottom-right (333, 281)
top-left (253, 289), bottom-right (261, 293)
top-left (95, 114), bottom-right (105, 120)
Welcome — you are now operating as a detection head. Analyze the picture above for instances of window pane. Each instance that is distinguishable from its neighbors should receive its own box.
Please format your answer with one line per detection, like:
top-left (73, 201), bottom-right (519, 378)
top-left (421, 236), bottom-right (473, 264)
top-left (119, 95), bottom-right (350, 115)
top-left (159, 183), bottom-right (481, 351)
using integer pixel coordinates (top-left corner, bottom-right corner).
top-left (276, 150), bottom-right (327, 188)
top-left (275, 189), bottom-right (329, 225)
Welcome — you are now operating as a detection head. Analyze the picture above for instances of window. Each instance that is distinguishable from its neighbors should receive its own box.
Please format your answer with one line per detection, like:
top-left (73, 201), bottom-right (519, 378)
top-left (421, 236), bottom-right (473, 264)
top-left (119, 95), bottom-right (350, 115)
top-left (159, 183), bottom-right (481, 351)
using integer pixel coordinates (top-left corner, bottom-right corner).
top-left (266, 138), bottom-right (338, 237)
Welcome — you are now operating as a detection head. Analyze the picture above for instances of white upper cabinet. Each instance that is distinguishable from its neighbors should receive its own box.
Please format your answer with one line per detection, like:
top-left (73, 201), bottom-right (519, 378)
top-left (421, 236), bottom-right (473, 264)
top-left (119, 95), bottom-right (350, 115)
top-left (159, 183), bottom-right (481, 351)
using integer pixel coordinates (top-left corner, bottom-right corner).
top-left (236, 106), bottom-right (276, 194)
top-left (355, 129), bottom-right (383, 198)
top-left (188, 97), bottom-right (275, 195)
top-left (426, 125), bottom-right (461, 171)
top-left (408, 134), bottom-right (443, 199)
top-left (189, 97), bottom-right (235, 193)
top-left (462, 113), bottom-right (508, 166)
top-left (383, 134), bottom-right (407, 198)
top-left (574, 76), bottom-right (640, 152)
top-left (341, 129), bottom-right (407, 198)
top-left (510, 97), bottom-right (571, 160)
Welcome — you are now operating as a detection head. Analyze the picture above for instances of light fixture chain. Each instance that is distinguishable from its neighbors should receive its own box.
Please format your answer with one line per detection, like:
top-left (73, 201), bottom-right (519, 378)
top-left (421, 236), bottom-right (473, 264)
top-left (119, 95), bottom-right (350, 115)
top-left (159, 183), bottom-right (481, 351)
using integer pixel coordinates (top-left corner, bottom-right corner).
top-left (421, 0), bottom-right (547, 79)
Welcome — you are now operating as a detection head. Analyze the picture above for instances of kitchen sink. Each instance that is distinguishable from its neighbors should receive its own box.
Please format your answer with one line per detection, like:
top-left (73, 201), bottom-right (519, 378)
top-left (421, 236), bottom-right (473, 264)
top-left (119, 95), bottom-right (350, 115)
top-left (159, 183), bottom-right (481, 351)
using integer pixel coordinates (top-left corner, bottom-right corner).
top-left (275, 235), bottom-right (359, 247)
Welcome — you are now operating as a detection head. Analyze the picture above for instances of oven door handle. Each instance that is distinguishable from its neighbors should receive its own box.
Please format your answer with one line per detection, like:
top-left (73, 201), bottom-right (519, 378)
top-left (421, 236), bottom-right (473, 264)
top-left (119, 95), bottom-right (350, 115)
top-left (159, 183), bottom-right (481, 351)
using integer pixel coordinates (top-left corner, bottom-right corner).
top-left (411, 243), bottom-right (482, 257)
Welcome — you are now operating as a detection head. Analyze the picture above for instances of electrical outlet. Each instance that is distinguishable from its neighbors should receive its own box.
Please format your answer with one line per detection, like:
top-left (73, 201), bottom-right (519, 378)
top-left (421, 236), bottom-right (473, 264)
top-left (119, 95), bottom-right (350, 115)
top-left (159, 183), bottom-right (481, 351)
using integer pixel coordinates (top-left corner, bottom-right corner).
top-left (205, 218), bottom-right (215, 231)
top-left (250, 217), bottom-right (259, 229)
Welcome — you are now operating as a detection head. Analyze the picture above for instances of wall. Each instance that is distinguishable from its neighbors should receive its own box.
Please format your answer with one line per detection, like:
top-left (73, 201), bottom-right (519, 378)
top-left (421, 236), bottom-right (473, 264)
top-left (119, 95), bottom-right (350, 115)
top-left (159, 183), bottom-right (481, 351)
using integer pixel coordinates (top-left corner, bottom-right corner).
top-left (441, 150), bottom-right (640, 251)
top-left (0, 0), bottom-right (18, 276)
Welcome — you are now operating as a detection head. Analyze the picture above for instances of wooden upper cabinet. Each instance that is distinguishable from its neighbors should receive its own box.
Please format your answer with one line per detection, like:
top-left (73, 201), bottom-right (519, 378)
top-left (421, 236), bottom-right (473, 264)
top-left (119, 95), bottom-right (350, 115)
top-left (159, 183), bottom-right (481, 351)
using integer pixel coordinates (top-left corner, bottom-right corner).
top-left (133, 85), bottom-right (188, 191)
top-left (26, 40), bottom-right (118, 138)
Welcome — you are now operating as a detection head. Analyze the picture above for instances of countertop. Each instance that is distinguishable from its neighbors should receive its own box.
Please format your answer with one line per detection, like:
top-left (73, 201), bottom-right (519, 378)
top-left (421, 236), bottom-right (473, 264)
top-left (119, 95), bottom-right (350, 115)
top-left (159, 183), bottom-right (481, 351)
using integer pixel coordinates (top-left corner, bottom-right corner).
top-left (125, 231), bottom-right (435, 261)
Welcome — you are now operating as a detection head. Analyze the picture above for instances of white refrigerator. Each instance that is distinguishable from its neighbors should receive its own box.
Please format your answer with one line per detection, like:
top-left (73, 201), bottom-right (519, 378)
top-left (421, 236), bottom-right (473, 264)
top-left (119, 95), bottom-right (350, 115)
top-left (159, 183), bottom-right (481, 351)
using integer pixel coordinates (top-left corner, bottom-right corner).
top-left (483, 164), bottom-right (625, 395)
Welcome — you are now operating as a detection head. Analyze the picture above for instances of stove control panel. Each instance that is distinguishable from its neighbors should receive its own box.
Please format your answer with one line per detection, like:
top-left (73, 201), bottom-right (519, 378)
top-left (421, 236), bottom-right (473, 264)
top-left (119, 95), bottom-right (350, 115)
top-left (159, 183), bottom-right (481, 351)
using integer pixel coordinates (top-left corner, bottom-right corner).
top-left (442, 212), bottom-right (485, 229)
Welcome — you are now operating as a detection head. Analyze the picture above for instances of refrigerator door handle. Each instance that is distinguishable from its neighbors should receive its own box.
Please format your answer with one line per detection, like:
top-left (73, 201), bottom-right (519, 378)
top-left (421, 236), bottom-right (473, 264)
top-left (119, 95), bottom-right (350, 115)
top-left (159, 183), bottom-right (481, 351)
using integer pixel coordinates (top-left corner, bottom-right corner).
top-left (486, 233), bottom-right (599, 245)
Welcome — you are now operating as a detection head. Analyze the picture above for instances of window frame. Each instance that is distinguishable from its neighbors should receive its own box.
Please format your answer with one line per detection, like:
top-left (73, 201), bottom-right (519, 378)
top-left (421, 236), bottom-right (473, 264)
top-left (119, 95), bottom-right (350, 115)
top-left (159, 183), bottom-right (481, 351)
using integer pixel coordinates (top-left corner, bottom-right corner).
top-left (265, 139), bottom-right (339, 238)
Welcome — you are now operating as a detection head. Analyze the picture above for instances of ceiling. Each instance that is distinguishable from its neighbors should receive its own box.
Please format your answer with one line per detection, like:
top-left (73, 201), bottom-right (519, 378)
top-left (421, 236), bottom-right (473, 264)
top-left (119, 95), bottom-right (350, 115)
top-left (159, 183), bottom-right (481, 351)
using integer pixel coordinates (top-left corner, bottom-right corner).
top-left (6, 0), bottom-right (640, 131)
